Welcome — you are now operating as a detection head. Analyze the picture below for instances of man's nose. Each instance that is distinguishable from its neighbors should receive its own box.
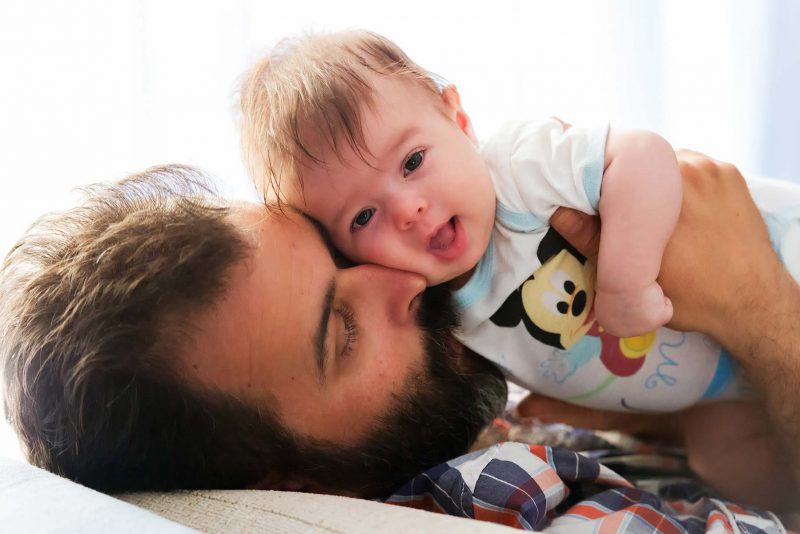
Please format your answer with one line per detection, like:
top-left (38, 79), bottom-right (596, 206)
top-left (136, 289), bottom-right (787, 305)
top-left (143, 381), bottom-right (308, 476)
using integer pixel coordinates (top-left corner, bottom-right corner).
top-left (339, 264), bottom-right (426, 325)
top-left (388, 194), bottom-right (427, 231)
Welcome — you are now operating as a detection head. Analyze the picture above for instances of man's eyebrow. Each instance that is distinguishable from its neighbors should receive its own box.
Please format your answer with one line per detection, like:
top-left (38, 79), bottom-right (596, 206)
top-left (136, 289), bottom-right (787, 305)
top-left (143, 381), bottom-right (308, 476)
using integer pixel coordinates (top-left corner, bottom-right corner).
top-left (298, 210), bottom-right (336, 383)
top-left (301, 212), bottom-right (354, 268)
top-left (299, 212), bottom-right (337, 382)
top-left (301, 213), bottom-right (337, 261)
top-left (313, 280), bottom-right (335, 383)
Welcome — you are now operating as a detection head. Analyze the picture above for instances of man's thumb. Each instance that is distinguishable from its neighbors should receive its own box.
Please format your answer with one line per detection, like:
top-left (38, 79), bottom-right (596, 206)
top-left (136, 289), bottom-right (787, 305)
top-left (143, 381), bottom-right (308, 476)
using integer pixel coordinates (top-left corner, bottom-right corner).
top-left (515, 393), bottom-right (631, 431)
top-left (549, 207), bottom-right (601, 263)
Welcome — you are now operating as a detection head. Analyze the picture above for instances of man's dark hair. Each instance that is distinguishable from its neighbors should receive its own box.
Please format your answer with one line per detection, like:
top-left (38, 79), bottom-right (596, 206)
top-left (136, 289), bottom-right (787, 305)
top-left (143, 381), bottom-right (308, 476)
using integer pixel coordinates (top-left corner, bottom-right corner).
top-left (0, 165), bottom-right (506, 496)
top-left (0, 165), bottom-right (288, 491)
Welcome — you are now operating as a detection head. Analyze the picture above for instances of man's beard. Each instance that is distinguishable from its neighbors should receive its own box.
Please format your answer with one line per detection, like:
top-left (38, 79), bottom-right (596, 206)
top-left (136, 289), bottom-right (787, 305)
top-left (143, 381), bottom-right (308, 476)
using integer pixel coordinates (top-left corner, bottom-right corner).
top-left (297, 284), bottom-right (508, 497)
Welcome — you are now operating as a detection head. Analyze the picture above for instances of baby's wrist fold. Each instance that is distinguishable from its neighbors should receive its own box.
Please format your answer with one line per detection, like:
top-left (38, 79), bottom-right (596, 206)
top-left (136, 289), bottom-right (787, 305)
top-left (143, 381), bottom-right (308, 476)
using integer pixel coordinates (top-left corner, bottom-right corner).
top-left (595, 279), bottom-right (661, 298)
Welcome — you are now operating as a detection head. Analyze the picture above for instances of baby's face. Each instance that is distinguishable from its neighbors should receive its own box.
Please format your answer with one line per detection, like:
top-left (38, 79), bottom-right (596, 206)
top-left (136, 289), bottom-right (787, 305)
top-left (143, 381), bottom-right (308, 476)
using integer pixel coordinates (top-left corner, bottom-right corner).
top-left (296, 76), bottom-right (496, 286)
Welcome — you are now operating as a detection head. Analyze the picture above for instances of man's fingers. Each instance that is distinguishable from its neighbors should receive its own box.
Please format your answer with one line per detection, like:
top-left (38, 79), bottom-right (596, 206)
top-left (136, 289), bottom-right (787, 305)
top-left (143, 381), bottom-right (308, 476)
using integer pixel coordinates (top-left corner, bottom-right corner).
top-left (674, 148), bottom-right (710, 160)
top-left (549, 207), bottom-right (601, 263)
top-left (515, 393), bottom-right (682, 441)
top-left (515, 393), bottom-right (624, 430)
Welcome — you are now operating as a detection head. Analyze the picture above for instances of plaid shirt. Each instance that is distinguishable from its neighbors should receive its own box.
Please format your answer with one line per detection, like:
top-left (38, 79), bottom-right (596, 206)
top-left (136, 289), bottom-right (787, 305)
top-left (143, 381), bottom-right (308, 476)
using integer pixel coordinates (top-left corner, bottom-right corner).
top-left (386, 442), bottom-right (785, 533)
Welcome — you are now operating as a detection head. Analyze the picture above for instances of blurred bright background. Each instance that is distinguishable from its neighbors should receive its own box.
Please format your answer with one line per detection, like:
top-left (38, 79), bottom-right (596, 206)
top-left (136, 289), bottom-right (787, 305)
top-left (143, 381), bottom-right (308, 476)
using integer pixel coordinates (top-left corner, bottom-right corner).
top-left (1, 0), bottom-right (799, 460)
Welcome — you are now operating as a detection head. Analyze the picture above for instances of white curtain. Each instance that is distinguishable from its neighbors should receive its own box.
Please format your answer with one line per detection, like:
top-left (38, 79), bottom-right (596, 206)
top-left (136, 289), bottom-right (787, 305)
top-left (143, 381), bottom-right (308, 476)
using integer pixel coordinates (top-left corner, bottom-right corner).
top-left (0, 0), bottom-right (797, 460)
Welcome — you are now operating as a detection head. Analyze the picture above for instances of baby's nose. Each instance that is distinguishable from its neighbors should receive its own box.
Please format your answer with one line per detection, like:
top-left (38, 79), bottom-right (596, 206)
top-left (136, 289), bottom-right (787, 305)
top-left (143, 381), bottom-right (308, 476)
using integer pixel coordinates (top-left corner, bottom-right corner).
top-left (390, 196), bottom-right (427, 230)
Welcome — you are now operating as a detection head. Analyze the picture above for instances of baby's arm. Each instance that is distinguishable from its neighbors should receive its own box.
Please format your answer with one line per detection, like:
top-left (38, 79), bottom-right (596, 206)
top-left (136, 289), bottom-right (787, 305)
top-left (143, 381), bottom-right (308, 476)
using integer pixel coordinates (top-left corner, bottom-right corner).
top-left (594, 129), bottom-right (682, 337)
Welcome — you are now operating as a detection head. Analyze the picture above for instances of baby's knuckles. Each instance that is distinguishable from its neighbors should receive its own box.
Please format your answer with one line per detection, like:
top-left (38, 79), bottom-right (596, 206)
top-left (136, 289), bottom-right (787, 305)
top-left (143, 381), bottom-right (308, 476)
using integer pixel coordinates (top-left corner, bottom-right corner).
top-left (594, 283), bottom-right (670, 338)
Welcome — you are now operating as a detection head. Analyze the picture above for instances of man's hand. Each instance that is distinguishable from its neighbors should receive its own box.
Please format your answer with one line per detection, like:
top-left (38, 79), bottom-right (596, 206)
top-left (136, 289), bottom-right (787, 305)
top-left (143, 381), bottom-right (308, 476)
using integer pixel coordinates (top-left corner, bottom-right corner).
top-left (550, 149), bottom-right (777, 339)
top-left (514, 392), bottom-right (684, 443)
top-left (525, 151), bottom-right (764, 432)
top-left (543, 150), bottom-right (800, 505)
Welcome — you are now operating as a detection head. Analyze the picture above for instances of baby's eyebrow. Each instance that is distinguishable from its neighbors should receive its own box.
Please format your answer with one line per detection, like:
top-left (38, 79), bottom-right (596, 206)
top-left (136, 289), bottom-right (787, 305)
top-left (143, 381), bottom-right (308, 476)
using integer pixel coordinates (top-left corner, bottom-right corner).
top-left (383, 126), bottom-right (419, 161)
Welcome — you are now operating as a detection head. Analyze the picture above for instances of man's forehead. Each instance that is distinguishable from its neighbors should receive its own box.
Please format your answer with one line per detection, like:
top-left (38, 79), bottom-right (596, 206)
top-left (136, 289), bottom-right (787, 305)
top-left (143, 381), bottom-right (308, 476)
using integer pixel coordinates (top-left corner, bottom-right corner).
top-left (227, 203), bottom-right (336, 260)
top-left (183, 203), bottom-right (330, 404)
top-left (228, 203), bottom-right (303, 233)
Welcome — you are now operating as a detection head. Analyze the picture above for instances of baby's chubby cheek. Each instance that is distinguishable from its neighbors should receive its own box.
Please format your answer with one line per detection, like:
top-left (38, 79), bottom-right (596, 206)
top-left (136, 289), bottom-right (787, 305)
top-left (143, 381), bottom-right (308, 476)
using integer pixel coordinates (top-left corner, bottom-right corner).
top-left (345, 235), bottom-right (431, 278)
top-left (357, 242), bottom-right (403, 268)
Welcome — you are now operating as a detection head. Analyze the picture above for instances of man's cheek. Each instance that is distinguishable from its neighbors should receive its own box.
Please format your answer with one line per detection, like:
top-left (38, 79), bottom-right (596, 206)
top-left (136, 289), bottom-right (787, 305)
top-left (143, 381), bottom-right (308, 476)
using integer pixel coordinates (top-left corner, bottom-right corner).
top-left (350, 355), bottom-right (406, 404)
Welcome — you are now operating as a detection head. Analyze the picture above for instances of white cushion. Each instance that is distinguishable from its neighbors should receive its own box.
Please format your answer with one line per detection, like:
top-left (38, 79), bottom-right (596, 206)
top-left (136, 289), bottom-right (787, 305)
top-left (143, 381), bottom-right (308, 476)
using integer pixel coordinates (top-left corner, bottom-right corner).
top-left (121, 489), bottom-right (525, 533)
top-left (1, 456), bottom-right (526, 533)
top-left (0, 456), bottom-right (192, 533)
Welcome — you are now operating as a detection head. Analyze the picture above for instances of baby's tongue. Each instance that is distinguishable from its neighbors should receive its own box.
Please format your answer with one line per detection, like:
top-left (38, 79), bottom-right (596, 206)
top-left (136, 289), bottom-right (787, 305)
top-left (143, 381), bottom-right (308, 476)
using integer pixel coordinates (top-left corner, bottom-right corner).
top-left (430, 219), bottom-right (455, 250)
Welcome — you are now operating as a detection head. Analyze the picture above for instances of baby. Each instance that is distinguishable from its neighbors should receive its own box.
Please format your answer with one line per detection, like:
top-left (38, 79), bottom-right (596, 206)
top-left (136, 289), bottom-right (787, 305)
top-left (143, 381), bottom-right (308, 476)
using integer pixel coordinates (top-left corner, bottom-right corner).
top-left (240, 30), bottom-right (800, 415)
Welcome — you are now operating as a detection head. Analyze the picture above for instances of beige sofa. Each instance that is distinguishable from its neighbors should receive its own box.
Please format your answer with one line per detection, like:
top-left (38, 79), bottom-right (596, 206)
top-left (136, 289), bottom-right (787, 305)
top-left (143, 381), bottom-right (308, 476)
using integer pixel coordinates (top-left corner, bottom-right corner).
top-left (0, 456), bottom-right (523, 533)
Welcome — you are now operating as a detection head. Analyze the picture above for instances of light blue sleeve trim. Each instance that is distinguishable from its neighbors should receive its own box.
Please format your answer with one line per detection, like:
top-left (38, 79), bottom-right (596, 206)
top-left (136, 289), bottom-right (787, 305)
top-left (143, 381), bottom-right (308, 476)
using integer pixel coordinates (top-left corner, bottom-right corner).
top-left (762, 211), bottom-right (785, 261)
top-left (453, 235), bottom-right (495, 310)
top-left (495, 201), bottom-right (546, 233)
top-left (582, 125), bottom-right (609, 211)
top-left (761, 204), bottom-right (800, 262)
top-left (701, 349), bottom-right (736, 400)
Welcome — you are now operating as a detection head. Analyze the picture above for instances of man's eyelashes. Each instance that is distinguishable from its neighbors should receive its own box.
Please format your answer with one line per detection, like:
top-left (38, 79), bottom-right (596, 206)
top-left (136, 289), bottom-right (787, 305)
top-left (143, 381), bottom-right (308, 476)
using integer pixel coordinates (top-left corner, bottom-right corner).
top-left (337, 304), bottom-right (358, 358)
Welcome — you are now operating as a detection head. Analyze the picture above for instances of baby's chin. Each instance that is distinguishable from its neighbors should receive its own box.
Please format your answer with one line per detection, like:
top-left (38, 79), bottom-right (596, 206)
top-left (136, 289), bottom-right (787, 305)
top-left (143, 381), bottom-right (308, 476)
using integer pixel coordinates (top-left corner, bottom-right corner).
top-left (427, 260), bottom-right (481, 290)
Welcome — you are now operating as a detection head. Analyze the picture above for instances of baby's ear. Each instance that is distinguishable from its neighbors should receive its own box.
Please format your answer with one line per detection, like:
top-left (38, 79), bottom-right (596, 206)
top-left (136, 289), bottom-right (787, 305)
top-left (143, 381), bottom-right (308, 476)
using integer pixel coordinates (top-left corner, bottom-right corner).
top-left (441, 86), bottom-right (478, 144)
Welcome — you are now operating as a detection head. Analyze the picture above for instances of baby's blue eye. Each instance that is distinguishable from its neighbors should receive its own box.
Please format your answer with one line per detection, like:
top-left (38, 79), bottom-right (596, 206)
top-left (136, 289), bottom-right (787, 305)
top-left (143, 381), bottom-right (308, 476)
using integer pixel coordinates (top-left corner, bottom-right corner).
top-left (352, 208), bottom-right (375, 230)
top-left (403, 150), bottom-right (424, 175)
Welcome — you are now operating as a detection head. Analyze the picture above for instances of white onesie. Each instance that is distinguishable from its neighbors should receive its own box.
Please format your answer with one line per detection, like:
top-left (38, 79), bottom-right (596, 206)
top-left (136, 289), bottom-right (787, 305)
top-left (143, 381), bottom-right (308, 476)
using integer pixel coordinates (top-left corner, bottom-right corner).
top-left (452, 118), bottom-right (800, 412)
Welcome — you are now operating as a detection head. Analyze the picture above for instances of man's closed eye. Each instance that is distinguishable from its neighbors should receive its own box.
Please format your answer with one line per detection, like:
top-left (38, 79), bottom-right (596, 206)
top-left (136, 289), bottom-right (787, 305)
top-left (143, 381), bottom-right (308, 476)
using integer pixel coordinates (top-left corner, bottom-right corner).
top-left (335, 303), bottom-right (358, 359)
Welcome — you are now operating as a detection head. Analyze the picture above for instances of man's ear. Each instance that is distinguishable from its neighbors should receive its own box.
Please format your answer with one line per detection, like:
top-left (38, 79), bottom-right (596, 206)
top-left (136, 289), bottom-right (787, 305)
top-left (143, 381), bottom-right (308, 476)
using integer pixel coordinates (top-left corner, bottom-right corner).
top-left (441, 86), bottom-right (479, 145)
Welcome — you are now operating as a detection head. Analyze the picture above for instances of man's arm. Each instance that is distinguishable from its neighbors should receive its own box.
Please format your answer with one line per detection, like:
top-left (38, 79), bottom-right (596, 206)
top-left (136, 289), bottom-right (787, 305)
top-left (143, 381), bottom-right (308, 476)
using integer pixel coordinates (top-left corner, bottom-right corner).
top-left (545, 149), bottom-right (800, 483)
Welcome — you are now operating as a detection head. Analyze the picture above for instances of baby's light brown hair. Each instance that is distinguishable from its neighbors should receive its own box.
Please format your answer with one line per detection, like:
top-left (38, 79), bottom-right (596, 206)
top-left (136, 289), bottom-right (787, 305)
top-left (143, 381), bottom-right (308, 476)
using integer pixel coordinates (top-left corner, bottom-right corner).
top-left (240, 30), bottom-right (446, 206)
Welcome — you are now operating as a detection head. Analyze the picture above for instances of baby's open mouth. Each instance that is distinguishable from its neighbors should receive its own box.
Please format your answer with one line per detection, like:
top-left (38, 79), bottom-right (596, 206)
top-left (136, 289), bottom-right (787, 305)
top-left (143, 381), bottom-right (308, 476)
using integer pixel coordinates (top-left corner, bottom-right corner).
top-left (429, 217), bottom-right (457, 250)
